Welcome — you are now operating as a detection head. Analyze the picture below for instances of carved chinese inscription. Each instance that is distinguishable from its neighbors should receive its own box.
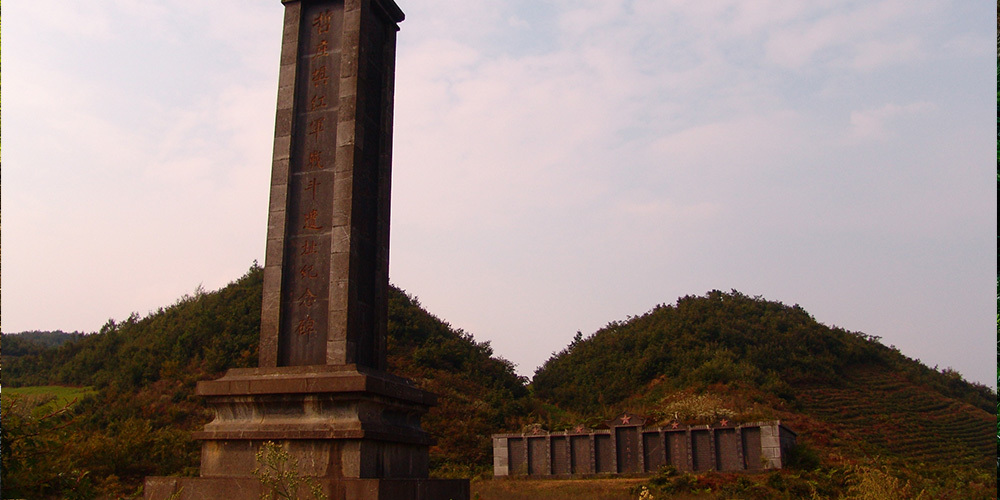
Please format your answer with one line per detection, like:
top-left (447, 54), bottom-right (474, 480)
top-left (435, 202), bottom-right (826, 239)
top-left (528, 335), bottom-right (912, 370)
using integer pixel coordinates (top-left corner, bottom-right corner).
top-left (278, 4), bottom-right (344, 366)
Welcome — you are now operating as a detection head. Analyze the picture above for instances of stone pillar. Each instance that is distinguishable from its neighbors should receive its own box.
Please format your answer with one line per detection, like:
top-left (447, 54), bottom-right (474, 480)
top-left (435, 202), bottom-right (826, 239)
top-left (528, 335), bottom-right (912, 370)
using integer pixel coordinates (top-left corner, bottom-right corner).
top-left (759, 423), bottom-right (783, 469)
top-left (492, 437), bottom-right (509, 477)
top-left (144, 1), bottom-right (468, 498)
top-left (260, 0), bottom-right (399, 370)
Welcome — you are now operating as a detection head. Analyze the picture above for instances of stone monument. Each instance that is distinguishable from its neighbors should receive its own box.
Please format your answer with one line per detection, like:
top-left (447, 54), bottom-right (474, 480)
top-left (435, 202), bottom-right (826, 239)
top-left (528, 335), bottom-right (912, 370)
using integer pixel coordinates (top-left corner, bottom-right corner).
top-left (144, 1), bottom-right (469, 498)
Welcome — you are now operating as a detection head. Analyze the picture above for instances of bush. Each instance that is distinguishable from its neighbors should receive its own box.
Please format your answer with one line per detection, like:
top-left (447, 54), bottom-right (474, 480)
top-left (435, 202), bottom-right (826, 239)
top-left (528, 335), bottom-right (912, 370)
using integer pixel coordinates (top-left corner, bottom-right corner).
top-left (651, 393), bottom-right (735, 424)
top-left (785, 443), bottom-right (822, 471)
top-left (1, 394), bottom-right (97, 499)
top-left (843, 464), bottom-right (924, 500)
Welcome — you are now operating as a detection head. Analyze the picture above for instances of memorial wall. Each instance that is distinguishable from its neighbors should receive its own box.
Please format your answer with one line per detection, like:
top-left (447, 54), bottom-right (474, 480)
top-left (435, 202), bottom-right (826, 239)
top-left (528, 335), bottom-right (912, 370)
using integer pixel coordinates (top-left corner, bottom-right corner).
top-left (493, 413), bottom-right (796, 477)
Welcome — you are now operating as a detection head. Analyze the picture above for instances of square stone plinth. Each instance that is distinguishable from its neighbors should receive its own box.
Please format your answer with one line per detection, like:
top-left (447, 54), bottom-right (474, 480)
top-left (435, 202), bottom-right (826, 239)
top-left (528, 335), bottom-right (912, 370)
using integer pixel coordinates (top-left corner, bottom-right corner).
top-left (190, 366), bottom-right (438, 480)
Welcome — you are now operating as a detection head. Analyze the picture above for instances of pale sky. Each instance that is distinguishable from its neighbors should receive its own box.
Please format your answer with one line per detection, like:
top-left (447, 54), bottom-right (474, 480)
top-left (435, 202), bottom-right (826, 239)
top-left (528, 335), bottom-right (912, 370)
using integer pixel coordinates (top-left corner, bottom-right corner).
top-left (2, 0), bottom-right (995, 387)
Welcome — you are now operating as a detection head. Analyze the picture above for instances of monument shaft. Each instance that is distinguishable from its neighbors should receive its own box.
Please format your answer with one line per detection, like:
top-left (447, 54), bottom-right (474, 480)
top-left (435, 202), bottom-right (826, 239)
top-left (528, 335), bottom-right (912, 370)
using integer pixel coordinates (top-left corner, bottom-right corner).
top-left (144, 1), bottom-right (470, 497)
top-left (261, 0), bottom-right (399, 369)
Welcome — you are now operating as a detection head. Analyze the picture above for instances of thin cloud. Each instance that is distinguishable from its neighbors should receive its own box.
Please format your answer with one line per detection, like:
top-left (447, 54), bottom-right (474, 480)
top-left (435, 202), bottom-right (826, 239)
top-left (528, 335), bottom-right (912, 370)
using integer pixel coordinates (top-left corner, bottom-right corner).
top-left (849, 101), bottom-right (936, 141)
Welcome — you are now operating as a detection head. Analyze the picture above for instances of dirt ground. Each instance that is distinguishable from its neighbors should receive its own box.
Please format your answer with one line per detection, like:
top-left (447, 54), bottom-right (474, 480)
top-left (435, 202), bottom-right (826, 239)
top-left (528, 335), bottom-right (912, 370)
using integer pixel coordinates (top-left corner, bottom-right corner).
top-left (470, 478), bottom-right (712, 500)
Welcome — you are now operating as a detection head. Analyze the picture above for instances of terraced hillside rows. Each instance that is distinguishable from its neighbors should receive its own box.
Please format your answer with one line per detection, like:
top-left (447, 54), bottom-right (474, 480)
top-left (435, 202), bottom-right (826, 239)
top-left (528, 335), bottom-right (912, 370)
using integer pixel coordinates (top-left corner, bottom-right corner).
top-left (794, 365), bottom-right (996, 470)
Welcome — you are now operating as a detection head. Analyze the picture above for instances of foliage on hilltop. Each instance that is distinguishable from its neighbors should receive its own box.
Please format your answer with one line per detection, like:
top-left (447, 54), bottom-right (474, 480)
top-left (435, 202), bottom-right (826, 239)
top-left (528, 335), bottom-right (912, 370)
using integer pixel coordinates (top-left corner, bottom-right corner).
top-left (3, 266), bottom-right (263, 391)
top-left (387, 290), bottom-right (529, 476)
top-left (1, 331), bottom-right (85, 358)
top-left (5, 275), bottom-right (995, 498)
top-left (532, 290), bottom-right (994, 416)
top-left (529, 289), bottom-right (997, 496)
top-left (2, 263), bottom-right (528, 498)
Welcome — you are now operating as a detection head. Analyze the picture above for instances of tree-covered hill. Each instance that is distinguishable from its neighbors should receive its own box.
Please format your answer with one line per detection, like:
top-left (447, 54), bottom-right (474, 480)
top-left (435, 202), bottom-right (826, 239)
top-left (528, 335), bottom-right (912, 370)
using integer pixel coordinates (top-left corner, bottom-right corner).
top-left (387, 289), bottom-right (529, 473)
top-left (2, 264), bottom-right (529, 498)
top-left (5, 279), bottom-right (995, 498)
top-left (534, 290), bottom-right (993, 414)
top-left (4, 266), bottom-right (265, 390)
top-left (0, 330), bottom-right (85, 358)
top-left (531, 290), bottom-right (996, 479)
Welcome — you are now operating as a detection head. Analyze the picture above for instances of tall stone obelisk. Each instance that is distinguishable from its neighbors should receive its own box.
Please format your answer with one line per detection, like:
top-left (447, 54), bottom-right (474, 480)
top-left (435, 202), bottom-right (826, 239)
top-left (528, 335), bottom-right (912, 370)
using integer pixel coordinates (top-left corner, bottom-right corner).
top-left (144, 1), bottom-right (469, 498)
top-left (259, 0), bottom-right (396, 371)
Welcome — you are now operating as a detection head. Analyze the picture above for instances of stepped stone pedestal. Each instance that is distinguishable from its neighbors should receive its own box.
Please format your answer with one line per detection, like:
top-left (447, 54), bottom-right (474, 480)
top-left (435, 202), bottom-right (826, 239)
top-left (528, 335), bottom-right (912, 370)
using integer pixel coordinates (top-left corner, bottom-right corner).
top-left (195, 366), bottom-right (435, 480)
top-left (145, 0), bottom-right (468, 498)
top-left (145, 367), bottom-right (467, 500)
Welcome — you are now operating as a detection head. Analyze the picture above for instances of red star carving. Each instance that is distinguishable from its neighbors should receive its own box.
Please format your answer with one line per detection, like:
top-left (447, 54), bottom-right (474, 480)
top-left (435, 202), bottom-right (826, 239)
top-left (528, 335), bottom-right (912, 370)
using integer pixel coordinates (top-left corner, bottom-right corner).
top-left (620, 415), bottom-right (631, 425)
top-left (720, 419), bottom-right (729, 426)
top-left (670, 421), bottom-right (680, 429)
top-left (574, 425), bottom-right (585, 433)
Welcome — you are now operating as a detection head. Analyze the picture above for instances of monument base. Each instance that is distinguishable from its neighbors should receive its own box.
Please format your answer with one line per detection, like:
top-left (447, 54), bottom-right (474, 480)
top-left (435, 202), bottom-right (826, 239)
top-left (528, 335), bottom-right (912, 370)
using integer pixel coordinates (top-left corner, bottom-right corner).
top-left (143, 365), bottom-right (469, 500)
top-left (144, 476), bottom-right (469, 500)
top-left (193, 365), bottom-right (437, 479)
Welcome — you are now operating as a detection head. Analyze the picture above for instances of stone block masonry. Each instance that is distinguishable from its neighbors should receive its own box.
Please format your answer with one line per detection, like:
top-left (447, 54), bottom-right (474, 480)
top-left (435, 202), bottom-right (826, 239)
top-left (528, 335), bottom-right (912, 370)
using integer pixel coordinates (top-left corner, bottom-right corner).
top-left (493, 413), bottom-right (796, 477)
top-left (259, 0), bottom-right (400, 370)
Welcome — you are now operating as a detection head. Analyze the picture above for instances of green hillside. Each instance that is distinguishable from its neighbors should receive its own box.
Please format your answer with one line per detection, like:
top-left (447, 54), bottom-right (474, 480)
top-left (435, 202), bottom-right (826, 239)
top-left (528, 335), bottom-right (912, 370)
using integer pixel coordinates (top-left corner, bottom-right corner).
top-left (794, 365), bottom-right (995, 469)
top-left (1, 330), bottom-right (85, 358)
top-left (4, 279), bottom-right (994, 498)
top-left (387, 288), bottom-right (530, 473)
top-left (2, 264), bottom-right (528, 498)
top-left (3, 266), bottom-right (265, 390)
top-left (531, 290), bottom-right (996, 496)
top-left (533, 290), bottom-right (992, 415)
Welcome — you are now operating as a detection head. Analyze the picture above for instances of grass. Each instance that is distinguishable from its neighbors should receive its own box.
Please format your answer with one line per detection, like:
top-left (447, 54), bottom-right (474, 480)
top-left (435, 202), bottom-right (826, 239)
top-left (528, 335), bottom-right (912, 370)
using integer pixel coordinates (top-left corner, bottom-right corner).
top-left (3, 385), bottom-right (96, 414)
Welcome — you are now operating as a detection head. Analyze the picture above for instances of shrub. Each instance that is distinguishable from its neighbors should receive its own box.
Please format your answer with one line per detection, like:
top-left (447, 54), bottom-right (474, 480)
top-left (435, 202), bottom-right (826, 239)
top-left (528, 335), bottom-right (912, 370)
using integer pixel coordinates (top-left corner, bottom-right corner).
top-left (843, 464), bottom-right (924, 500)
top-left (786, 443), bottom-right (822, 471)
